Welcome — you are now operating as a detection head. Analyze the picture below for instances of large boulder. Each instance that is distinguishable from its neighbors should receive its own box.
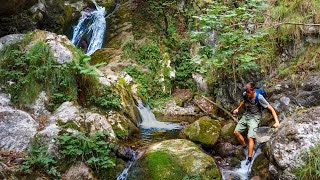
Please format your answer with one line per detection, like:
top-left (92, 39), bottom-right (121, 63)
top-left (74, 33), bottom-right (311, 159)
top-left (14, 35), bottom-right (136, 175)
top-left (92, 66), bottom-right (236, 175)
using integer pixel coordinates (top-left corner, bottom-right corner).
top-left (40, 101), bottom-right (118, 153)
top-left (27, 30), bottom-right (78, 64)
top-left (180, 116), bottom-right (221, 146)
top-left (0, 106), bottom-right (38, 152)
top-left (267, 106), bottom-right (320, 179)
top-left (128, 139), bottom-right (221, 180)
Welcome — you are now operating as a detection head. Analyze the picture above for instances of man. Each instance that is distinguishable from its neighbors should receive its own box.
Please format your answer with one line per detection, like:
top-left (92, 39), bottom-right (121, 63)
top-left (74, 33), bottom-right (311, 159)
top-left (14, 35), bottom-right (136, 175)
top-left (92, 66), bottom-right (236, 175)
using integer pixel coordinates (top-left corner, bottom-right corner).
top-left (233, 82), bottom-right (280, 165)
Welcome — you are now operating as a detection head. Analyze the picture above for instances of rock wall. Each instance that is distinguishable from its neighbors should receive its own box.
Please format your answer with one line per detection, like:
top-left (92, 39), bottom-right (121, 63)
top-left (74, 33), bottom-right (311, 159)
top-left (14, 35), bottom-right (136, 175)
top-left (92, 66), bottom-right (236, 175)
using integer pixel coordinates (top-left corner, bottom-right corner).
top-left (267, 106), bottom-right (320, 179)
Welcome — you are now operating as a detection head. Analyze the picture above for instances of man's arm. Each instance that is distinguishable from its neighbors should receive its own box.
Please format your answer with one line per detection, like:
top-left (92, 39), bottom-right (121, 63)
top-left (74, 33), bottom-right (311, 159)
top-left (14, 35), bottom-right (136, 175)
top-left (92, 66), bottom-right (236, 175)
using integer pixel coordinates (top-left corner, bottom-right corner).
top-left (267, 104), bottom-right (280, 128)
top-left (233, 100), bottom-right (245, 114)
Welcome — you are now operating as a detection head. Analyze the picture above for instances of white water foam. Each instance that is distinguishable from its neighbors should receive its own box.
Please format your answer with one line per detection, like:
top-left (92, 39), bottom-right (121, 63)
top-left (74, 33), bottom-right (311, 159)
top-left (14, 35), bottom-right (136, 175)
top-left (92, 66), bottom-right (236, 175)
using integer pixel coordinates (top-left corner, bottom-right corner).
top-left (221, 146), bottom-right (262, 180)
top-left (137, 101), bottom-right (182, 130)
top-left (71, 0), bottom-right (106, 55)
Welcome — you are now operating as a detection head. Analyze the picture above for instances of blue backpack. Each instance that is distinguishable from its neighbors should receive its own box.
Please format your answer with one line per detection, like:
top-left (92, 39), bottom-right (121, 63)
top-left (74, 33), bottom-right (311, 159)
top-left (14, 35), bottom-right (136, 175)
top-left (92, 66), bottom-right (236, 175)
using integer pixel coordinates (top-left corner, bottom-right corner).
top-left (244, 88), bottom-right (267, 110)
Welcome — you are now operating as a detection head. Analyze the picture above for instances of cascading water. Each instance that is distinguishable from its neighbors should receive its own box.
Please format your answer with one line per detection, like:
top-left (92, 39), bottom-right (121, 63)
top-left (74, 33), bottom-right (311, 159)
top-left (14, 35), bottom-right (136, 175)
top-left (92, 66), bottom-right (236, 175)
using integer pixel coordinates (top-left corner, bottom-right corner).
top-left (116, 149), bottom-right (137, 180)
top-left (137, 101), bottom-right (182, 130)
top-left (221, 145), bottom-right (262, 180)
top-left (71, 0), bottom-right (106, 55)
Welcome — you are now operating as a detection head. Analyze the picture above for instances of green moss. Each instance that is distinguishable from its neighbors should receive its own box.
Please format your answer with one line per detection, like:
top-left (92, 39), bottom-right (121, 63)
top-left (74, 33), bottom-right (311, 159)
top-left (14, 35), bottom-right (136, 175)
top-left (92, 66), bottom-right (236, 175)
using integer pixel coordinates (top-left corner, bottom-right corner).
top-left (146, 151), bottom-right (183, 180)
top-left (251, 153), bottom-right (269, 179)
top-left (182, 117), bottom-right (221, 146)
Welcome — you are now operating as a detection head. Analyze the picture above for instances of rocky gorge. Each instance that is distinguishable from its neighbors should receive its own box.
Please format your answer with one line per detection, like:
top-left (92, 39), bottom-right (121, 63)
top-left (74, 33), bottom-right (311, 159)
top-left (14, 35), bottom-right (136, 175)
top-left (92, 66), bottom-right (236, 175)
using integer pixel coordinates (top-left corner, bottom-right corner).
top-left (0, 0), bottom-right (320, 180)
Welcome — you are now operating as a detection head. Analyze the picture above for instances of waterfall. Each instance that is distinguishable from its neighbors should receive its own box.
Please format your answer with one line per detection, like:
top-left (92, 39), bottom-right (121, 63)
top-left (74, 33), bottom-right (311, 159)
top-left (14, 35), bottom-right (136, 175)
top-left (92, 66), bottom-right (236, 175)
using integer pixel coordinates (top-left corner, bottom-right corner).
top-left (137, 101), bottom-right (182, 130)
top-left (71, 0), bottom-right (106, 55)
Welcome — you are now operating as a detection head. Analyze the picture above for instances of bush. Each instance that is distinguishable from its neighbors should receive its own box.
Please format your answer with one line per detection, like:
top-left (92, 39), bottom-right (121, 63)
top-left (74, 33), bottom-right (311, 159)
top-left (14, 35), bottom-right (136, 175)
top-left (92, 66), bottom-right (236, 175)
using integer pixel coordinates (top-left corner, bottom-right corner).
top-left (293, 143), bottom-right (320, 179)
top-left (57, 131), bottom-right (116, 171)
top-left (20, 135), bottom-right (60, 178)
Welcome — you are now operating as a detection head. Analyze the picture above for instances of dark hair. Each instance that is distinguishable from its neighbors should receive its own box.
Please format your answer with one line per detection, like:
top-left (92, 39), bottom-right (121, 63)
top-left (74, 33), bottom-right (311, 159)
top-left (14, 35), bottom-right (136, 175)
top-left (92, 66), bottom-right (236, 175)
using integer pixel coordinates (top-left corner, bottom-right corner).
top-left (245, 82), bottom-right (255, 91)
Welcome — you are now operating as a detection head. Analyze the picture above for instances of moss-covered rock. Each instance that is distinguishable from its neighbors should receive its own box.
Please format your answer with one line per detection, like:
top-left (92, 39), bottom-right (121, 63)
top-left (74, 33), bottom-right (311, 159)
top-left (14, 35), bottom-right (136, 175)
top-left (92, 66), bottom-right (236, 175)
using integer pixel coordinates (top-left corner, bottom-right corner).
top-left (107, 111), bottom-right (139, 139)
top-left (252, 153), bottom-right (269, 179)
top-left (180, 116), bottom-right (221, 146)
top-left (128, 139), bottom-right (221, 180)
top-left (220, 122), bottom-right (239, 145)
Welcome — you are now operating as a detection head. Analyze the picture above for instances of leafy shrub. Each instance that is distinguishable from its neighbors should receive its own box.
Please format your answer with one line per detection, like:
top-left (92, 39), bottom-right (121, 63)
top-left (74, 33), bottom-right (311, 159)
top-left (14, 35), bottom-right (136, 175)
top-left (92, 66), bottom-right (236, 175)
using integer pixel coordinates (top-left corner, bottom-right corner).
top-left (192, 1), bottom-right (273, 84)
top-left (57, 131), bottom-right (116, 171)
top-left (20, 135), bottom-right (60, 178)
top-left (89, 86), bottom-right (122, 111)
top-left (136, 43), bottom-right (162, 73)
top-left (293, 143), bottom-right (320, 179)
top-left (0, 41), bottom-right (77, 110)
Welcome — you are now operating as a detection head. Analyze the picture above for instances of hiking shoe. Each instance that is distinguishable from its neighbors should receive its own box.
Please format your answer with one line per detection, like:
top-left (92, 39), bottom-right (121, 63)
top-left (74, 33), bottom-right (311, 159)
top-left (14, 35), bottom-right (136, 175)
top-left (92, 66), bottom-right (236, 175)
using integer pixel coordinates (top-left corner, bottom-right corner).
top-left (246, 157), bottom-right (252, 165)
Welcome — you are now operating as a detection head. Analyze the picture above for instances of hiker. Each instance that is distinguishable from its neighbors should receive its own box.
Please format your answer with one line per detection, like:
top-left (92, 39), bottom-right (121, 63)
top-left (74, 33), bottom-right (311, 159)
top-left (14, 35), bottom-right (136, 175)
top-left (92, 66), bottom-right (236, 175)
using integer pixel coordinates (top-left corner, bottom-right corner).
top-left (233, 82), bottom-right (280, 165)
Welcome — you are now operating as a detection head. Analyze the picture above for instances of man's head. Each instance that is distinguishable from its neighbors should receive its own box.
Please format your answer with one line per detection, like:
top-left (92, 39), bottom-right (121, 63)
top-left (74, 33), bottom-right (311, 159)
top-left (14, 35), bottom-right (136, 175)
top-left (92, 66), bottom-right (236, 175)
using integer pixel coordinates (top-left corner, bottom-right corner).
top-left (245, 82), bottom-right (255, 98)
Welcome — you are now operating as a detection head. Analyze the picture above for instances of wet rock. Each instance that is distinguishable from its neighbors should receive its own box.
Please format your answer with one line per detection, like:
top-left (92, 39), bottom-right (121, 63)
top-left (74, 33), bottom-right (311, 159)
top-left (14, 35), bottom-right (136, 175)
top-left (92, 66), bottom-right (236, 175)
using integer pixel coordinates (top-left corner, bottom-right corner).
top-left (251, 154), bottom-right (269, 179)
top-left (225, 157), bottom-right (241, 169)
top-left (267, 106), bottom-right (320, 179)
top-left (180, 116), bottom-right (221, 146)
top-left (234, 145), bottom-right (246, 161)
top-left (64, 162), bottom-right (95, 180)
top-left (0, 106), bottom-right (38, 152)
top-left (128, 139), bottom-right (221, 180)
top-left (223, 172), bottom-right (242, 180)
top-left (214, 142), bottom-right (234, 157)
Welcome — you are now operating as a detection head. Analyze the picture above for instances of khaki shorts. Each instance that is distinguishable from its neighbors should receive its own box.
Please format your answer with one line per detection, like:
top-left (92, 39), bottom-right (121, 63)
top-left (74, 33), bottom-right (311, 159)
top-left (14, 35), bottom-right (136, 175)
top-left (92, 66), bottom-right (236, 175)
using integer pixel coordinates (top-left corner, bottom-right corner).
top-left (235, 115), bottom-right (260, 138)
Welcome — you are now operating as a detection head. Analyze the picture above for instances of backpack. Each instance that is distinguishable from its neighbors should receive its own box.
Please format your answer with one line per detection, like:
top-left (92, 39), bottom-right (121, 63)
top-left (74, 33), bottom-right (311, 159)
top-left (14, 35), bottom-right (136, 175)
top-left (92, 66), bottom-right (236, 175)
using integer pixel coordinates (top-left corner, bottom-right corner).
top-left (243, 88), bottom-right (267, 110)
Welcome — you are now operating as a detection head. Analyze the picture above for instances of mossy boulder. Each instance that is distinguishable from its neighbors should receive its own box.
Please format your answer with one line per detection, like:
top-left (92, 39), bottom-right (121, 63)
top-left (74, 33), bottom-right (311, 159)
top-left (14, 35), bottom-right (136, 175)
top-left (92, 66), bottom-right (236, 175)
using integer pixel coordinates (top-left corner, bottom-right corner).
top-left (180, 116), bottom-right (221, 146)
top-left (128, 139), bottom-right (221, 180)
top-left (220, 122), bottom-right (238, 145)
top-left (107, 111), bottom-right (139, 139)
top-left (252, 153), bottom-right (269, 179)
top-left (114, 78), bottom-right (141, 126)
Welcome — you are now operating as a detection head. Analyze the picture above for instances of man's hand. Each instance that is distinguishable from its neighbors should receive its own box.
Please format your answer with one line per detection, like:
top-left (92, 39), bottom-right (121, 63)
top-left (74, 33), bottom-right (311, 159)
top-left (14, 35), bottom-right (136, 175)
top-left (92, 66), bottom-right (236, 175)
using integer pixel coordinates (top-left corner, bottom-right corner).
top-left (233, 108), bottom-right (239, 114)
top-left (273, 122), bottom-right (280, 128)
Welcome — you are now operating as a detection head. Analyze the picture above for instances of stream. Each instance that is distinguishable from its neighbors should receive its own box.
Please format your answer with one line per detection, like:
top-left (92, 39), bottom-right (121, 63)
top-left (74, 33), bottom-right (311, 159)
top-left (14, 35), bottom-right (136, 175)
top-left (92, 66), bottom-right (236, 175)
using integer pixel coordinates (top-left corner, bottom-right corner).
top-left (70, 2), bottom-right (262, 179)
top-left (116, 101), bottom-right (262, 180)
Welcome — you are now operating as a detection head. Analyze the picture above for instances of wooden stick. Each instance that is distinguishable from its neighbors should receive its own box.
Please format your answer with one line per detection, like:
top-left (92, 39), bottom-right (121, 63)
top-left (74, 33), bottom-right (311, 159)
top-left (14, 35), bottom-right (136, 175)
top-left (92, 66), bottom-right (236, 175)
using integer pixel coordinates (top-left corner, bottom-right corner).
top-left (201, 96), bottom-right (238, 123)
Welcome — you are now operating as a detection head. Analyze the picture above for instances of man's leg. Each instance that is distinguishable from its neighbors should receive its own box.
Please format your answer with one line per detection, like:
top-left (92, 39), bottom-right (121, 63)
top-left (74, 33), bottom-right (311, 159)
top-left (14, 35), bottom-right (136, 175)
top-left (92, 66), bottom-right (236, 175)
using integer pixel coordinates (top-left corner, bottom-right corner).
top-left (246, 116), bottom-right (259, 165)
top-left (234, 131), bottom-right (246, 146)
top-left (248, 137), bottom-right (254, 158)
top-left (234, 116), bottom-right (247, 147)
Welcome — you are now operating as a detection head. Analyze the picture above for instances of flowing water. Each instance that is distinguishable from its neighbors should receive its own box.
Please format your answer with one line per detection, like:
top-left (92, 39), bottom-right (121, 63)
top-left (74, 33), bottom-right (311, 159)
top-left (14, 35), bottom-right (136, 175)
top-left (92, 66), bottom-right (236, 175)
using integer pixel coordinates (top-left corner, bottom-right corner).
top-left (71, 0), bottom-right (106, 55)
top-left (116, 149), bottom-right (137, 180)
top-left (116, 101), bottom-right (183, 179)
top-left (137, 101), bottom-right (182, 130)
top-left (221, 145), bottom-right (262, 180)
